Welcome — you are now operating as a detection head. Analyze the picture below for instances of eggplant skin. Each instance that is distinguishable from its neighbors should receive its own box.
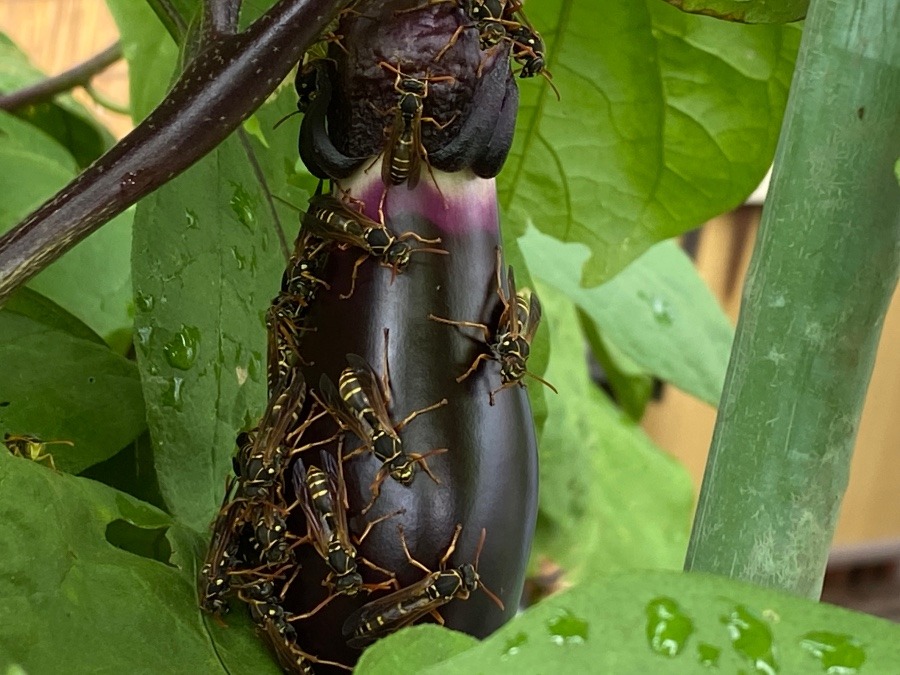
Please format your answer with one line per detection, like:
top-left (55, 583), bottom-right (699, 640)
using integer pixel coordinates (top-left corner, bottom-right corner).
top-left (297, 0), bottom-right (519, 181)
top-left (283, 174), bottom-right (539, 669)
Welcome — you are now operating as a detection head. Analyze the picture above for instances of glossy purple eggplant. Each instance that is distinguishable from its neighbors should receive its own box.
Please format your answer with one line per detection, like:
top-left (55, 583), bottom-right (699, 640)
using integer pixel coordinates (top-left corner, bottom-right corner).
top-left (283, 171), bottom-right (538, 668)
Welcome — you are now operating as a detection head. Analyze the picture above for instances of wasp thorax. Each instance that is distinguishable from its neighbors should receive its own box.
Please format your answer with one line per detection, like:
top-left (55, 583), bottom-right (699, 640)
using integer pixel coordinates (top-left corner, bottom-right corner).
top-left (334, 571), bottom-right (364, 595)
top-left (364, 227), bottom-right (392, 255)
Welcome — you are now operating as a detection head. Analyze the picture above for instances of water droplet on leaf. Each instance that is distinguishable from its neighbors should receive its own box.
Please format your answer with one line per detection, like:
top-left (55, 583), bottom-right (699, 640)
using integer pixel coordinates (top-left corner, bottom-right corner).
top-left (646, 596), bottom-right (694, 657)
top-left (163, 377), bottom-right (185, 411)
top-left (230, 183), bottom-right (256, 231)
top-left (698, 643), bottom-right (721, 667)
top-left (231, 247), bottom-right (248, 270)
top-left (249, 351), bottom-right (263, 383)
top-left (547, 610), bottom-right (588, 646)
top-left (638, 291), bottom-right (674, 325)
top-left (502, 632), bottom-right (528, 658)
top-left (185, 209), bottom-right (199, 229)
top-left (164, 325), bottom-right (200, 370)
top-left (135, 291), bottom-right (154, 312)
top-left (721, 605), bottom-right (778, 674)
top-left (799, 631), bottom-right (865, 674)
top-left (136, 326), bottom-right (152, 353)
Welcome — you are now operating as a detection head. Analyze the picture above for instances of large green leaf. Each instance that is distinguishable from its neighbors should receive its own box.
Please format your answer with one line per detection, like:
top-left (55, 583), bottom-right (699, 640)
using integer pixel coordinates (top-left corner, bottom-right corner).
top-left (0, 112), bottom-right (133, 350)
top-left (0, 452), bottom-right (277, 674)
top-left (0, 33), bottom-right (113, 167)
top-left (664, 0), bottom-right (807, 24)
top-left (0, 291), bottom-right (145, 473)
top-left (357, 571), bottom-right (900, 674)
top-left (499, 0), bottom-right (799, 285)
top-left (532, 282), bottom-right (693, 581)
top-left (520, 226), bottom-right (733, 406)
top-left (104, 0), bottom-right (181, 121)
top-left (131, 85), bottom-right (305, 530)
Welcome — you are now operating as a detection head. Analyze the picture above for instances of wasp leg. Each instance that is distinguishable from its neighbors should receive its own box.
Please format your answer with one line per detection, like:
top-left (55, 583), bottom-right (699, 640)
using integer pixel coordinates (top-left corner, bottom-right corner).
top-left (394, 398), bottom-right (448, 431)
top-left (428, 314), bottom-right (493, 342)
top-left (339, 253), bottom-right (368, 300)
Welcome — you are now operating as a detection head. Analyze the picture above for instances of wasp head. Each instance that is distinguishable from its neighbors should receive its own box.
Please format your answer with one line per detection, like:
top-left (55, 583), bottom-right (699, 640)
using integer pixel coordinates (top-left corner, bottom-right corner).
top-left (459, 563), bottom-right (479, 593)
top-left (333, 570), bottom-right (364, 595)
top-left (385, 242), bottom-right (412, 271)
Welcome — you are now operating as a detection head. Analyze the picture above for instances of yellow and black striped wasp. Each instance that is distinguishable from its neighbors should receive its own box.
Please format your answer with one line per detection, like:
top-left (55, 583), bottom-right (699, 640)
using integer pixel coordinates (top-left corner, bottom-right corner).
top-left (316, 336), bottom-right (448, 502)
top-left (4, 433), bottom-right (73, 471)
top-left (293, 450), bottom-right (397, 604)
top-left (342, 525), bottom-right (503, 649)
top-left (199, 476), bottom-right (251, 616)
top-left (376, 61), bottom-right (455, 191)
top-left (304, 192), bottom-right (446, 299)
top-left (429, 248), bottom-right (557, 404)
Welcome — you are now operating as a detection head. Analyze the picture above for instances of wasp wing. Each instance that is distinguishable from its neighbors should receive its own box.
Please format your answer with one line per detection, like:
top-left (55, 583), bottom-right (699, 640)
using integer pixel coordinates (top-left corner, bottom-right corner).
top-left (344, 353), bottom-right (399, 441)
top-left (320, 450), bottom-right (353, 550)
top-left (342, 575), bottom-right (443, 649)
top-left (406, 109), bottom-right (423, 190)
top-left (318, 373), bottom-right (374, 447)
top-left (291, 458), bottom-right (330, 559)
top-left (381, 108), bottom-right (404, 187)
top-left (522, 287), bottom-right (542, 343)
top-left (256, 369), bottom-right (306, 462)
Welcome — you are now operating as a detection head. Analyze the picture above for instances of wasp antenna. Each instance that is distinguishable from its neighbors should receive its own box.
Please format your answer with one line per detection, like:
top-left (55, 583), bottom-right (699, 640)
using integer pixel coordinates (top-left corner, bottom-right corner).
top-left (526, 370), bottom-right (558, 394)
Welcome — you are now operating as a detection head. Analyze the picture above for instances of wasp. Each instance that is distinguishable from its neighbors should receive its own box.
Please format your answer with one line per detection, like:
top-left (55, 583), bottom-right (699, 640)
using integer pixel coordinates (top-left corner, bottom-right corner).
top-left (317, 336), bottom-right (448, 502)
top-left (199, 478), bottom-right (252, 615)
top-left (234, 371), bottom-right (331, 500)
top-left (428, 248), bottom-right (557, 404)
top-left (4, 433), bottom-right (73, 471)
top-left (375, 61), bottom-right (455, 192)
top-left (304, 192), bottom-right (447, 299)
top-left (258, 615), bottom-right (352, 674)
top-left (342, 525), bottom-right (503, 649)
top-left (293, 451), bottom-right (397, 607)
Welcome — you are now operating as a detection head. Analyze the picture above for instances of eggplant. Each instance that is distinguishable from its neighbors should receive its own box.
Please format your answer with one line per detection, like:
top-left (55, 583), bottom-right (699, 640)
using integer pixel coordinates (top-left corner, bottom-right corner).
top-left (282, 1), bottom-right (538, 668)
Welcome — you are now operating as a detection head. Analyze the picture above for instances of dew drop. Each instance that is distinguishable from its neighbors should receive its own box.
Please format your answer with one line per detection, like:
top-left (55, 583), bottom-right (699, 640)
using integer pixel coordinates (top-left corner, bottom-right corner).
top-left (638, 291), bottom-right (674, 326)
top-left (721, 605), bottom-right (778, 674)
top-left (231, 246), bottom-right (248, 270)
top-left (646, 596), bottom-right (694, 657)
top-left (135, 291), bottom-right (154, 313)
top-left (248, 351), bottom-right (264, 383)
top-left (799, 631), bottom-right (866, 674)
top-left (163, 377), bottom-right (184, 411)
top-left (136, 326), bottom-right (152, 353)
top-left (185, 209), bottom-right (199, 230)
top-left (119, 171), bottom-right (139, 190)
top-left (698, 642), bottom-right (721, 667)
top-left (163, 325), bottom-right (201, 370)
top-left (501, 632), bottom-right (528, 658)
top-left (230, 183), bottom-right (256, 231)
top-left (547, 610), bottom-right (588, 646)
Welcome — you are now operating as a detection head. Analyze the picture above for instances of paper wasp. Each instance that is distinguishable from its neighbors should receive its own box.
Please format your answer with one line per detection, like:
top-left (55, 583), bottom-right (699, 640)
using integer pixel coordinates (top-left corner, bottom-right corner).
top-left (304, 192), bottom-right (447, 299)
top-left (317, 334), bottom-right (448, 500)
top-left (4, 433), bottom-right (73, 471)
top-left (375, 61), bottom-right (455, 191)
top-left (342, 525), bottom-right (503, 649)
top-left (428, 248), bottom-right (557, 404)
top-left (199, 477), bottom-right (252, 615)
top-left (258, 614), bottom-right (352, 674)
top-left (294, 451), bottom-right (398, 599)
top-left (234, 371), bottom-right (331, 500)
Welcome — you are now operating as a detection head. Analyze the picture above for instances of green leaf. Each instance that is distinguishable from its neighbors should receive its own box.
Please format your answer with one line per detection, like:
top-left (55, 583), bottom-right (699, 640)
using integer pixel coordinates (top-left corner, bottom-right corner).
top-left (578, 311), bottom-right (654, 421)
top-left (663, 0), bottom-right (807, 24)
top-left (3, 287), bottom-right (104, 345)
top-left (105, 0), bottom-right (181, 121)
top-left (532, 282), bottom-right (693, 581)
top-left (0, 452), bottom-right (278, 674)
top-left (131, 87), bottom-right (304, 530)
top-left (0, 295), bottom-right (146, 473)
top-left (0, 112), bottom-right (133, 349)
top-left (520, 226), bottom-right (733, 406)
top-left (365, 571), bottom-right (900, 674)
top-left (499, 0), bottom-right (799, 285)
top-left (0, 33), bottom-right (113, 167)
top-left (356, 625), bottom-right (479, 675)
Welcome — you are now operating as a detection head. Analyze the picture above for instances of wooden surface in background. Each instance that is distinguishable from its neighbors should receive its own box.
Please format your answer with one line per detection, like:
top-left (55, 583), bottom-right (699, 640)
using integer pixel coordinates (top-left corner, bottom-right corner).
top-left (4, 1), bottom-right (899, 555)
top-left (0, 0), bottom-right (132, 138)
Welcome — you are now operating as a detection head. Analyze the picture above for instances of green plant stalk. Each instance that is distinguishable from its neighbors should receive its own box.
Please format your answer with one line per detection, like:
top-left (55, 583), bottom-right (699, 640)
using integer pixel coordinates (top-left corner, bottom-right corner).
top-left (684, 0), bottom-right (899, 598)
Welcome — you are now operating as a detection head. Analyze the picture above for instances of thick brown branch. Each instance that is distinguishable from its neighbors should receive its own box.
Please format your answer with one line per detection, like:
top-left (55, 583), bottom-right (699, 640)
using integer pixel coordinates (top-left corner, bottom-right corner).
top-left (0, 0), bottom-right (350, 305)
top-left (0, 43), bottom-right (123, 112)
